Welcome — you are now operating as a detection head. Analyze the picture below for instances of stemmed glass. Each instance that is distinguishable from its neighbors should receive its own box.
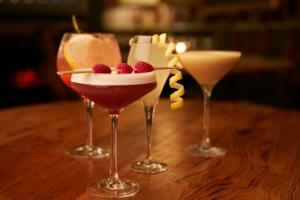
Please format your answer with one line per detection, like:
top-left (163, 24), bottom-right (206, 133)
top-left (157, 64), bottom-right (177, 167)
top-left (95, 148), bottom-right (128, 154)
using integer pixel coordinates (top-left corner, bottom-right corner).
top-left (127, 35), bottom-right (170, 174)
top-left (56, 33), bottom-right (121, 158)
top-left (179, 51), bottom-right (241, 157)
top-left (70, 69), bottom-right (157, 198)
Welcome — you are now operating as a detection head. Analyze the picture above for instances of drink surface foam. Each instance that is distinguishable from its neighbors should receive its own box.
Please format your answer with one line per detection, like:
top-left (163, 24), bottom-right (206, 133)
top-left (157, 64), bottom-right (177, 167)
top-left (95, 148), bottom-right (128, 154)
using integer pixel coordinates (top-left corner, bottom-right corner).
top-left (71, 71), bottom-right (156, 86)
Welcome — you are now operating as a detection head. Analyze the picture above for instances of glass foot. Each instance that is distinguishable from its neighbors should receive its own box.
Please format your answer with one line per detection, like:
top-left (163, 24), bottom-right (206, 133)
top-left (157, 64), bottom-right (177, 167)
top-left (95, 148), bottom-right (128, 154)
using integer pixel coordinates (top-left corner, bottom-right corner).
top-left (131, 160), bottom-right (168, 174)
top-left (87, 178), bottom-right (140, 198)
top-left (67, 145), bottom-right (109, 159)
top-left (186, 144), bottom-right (226, 157)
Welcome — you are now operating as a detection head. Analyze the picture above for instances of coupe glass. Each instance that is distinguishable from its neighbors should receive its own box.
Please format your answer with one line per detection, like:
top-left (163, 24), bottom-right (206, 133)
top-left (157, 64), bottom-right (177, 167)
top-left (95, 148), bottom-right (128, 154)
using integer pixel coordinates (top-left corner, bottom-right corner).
top-left (71, 71), bottom-right (157, 198)
top-left (127, 35), bottom-right (169, 174)
top-left (179, 51), bottom-right (241, 157)
top-left (56, 33), bottom-right (121, 158)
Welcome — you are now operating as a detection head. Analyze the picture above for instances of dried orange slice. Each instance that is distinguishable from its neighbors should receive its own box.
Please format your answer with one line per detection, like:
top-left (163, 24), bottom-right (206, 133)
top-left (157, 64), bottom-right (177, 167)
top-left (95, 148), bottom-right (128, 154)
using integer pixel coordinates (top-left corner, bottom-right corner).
top-left (63, 34), bottom-right (121, 69)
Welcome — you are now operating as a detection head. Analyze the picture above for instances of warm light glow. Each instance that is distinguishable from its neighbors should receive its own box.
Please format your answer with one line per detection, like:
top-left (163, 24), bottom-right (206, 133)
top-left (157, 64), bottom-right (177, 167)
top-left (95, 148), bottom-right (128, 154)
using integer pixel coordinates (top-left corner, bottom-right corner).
top-left (119, 0), bottom-right (159, 6)
top-left (11, 69), bottom-right (40, 89)
top-left (176, 42), bottom-right (187, 53)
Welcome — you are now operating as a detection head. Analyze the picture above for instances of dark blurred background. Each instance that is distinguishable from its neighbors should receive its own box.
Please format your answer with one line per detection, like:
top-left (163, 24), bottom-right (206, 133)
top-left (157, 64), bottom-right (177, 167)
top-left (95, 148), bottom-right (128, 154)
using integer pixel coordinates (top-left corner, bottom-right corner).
top-left (0, 0), bottom-right (299, 109)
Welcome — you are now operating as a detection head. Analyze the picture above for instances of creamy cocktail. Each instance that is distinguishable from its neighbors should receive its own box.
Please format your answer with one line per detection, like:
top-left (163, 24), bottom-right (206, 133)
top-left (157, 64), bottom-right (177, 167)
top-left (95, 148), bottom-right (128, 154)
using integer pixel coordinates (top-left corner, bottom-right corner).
top-left (179, 51), bottom-right (241, 157)
top-left (179, 51), bottom-right (241, 87)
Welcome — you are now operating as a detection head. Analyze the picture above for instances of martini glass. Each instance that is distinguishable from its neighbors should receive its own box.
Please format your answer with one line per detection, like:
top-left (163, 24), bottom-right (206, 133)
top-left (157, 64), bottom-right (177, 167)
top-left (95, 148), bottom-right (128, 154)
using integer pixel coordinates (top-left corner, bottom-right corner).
top-left (179, 51), bottom-right (241, 157)
top-left (71, 71), bottom-right (157, 198)
top-left (57, 33), bottom-right (121, 158)
top-left (127, 35), bottom-right (169, 174)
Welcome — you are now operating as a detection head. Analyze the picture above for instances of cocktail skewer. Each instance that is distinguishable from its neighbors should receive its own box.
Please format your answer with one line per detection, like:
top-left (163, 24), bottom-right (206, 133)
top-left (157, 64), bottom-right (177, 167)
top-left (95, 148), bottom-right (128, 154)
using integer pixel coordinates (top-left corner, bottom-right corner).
top-left (57, 67), bottom-right (180, 75)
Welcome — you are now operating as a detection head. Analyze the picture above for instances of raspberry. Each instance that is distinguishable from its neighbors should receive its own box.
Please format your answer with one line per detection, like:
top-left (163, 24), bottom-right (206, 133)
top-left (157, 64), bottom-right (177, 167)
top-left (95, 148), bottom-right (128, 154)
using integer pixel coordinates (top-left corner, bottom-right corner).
top-left (134, 61), bottom-right (154, 73)
top-left (92, 64), bottom-right (111, 73)
top-left (116, 63), bottom-right (133, 74)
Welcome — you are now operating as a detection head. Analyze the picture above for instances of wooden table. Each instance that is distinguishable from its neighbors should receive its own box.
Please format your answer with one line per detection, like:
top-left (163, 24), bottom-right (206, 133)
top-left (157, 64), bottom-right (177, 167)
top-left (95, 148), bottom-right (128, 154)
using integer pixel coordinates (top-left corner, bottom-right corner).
top-left (0, 99), bottom-right (300, 200)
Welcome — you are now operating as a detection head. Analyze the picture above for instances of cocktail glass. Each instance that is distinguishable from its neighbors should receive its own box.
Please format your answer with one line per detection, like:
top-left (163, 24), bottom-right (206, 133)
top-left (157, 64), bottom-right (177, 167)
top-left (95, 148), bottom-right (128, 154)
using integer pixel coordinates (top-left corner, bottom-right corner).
top-left (57, 33), bottom-right (121, 158)
top-left (127, 35), bottom-right (169, 174)
top-left (179, 51), bottom-right (241, 157)
top-left (71, 71), bottom-right (157, 198)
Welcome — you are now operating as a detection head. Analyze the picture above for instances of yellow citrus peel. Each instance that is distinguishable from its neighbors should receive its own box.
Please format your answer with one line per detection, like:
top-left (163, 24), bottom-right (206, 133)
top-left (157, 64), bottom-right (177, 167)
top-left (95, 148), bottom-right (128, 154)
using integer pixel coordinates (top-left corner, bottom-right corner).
top-left (152, 33), bottom-right (185, 110)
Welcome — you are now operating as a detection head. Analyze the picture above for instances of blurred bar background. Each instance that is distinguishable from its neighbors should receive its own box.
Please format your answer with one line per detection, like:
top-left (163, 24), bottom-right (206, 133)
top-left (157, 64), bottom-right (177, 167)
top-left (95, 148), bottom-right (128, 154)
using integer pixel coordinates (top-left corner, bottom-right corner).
top-left (0, 0), bottom-right (299, 108)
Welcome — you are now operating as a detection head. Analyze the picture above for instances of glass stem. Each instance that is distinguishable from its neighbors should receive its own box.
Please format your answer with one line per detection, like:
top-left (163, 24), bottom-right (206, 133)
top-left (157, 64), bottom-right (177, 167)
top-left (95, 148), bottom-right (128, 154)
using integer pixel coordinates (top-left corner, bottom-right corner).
top-left (144, 105), bottom-right (155, 163)
top-left (84, 98), bottom-right (95, 149)
top-left (201, 86), bottom-right (213, 149)
top-left (109, 114), bottom-right (120, 183)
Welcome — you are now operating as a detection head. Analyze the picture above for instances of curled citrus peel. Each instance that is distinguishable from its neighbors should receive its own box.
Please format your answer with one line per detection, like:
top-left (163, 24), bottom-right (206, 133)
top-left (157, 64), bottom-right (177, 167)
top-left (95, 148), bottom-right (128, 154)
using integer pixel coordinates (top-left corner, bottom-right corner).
top-left (152, 33), bottom-right (185, 110)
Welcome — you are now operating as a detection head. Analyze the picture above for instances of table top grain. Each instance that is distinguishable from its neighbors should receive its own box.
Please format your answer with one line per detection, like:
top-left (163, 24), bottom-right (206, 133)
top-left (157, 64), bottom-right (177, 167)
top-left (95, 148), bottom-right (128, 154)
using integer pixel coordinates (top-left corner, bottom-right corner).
top-left (0, 99), bottom-right (299, 200)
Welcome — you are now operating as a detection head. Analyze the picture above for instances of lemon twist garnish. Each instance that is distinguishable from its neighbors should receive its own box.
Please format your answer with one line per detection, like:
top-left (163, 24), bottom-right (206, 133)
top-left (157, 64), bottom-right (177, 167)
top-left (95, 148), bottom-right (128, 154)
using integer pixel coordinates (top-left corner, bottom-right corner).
top-left (169, 68), bottom-right (184, 109)
top-left (166, 47), bottom-right (185, 110)
top-left (152, 33), bottom-right (185, 110)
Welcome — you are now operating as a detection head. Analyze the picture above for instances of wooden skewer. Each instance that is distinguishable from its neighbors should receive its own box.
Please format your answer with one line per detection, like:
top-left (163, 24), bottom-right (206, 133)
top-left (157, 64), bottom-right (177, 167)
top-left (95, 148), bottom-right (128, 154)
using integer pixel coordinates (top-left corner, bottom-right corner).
top-left (57, 70), bottom-right (92, 75)
top-left (57, 67), bottom-right (180, 75)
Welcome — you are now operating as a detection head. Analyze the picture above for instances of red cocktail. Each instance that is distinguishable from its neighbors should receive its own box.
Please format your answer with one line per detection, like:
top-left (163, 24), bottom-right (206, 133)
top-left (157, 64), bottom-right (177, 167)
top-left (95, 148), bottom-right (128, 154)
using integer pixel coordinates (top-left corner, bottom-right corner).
top-left (71, 71), bottom-right (157, 198)
top-left (72, 83), bottom-right (156, 114)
